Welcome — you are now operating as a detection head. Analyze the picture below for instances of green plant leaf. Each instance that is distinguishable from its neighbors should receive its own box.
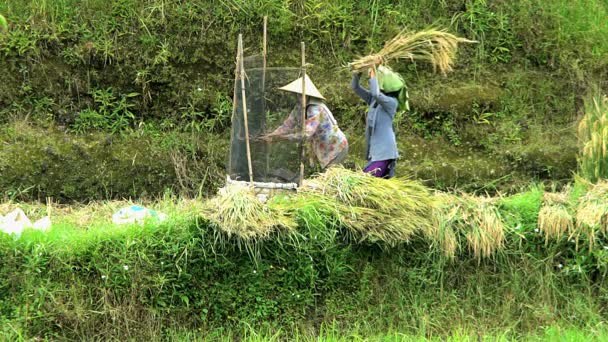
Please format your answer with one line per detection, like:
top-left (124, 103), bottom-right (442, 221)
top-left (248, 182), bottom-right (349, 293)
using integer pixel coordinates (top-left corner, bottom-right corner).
top-left (0, 14), bottom-right (8, 32)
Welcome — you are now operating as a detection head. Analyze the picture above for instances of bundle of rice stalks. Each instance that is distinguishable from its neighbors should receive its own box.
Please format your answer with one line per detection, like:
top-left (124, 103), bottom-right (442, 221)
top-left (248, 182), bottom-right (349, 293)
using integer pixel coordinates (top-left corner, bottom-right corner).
top-left (277, 191), bottom-right (418, 245)
top-left (310, 167), bottom-right (432, 211)
top-left (578, 94), bottom-right (608, 183)
top-left (429, 193), bottom-right (460, 258)
top-left (203, 184), bottom-right (296, 240)
top-left (463, 197), bottom-right (505, 261)
top-left (537, 191), bottom-right (573, 245)
top-left (349, 28), bottom-right (476, 74)
top-left (574, 181), bottom-right (608, 250)
top-left (432, 193), bottom-right (505, 261)
top-left (301, 167), bottom-right (433, 246)
top-left (337, 204), bottom-right (422, 245)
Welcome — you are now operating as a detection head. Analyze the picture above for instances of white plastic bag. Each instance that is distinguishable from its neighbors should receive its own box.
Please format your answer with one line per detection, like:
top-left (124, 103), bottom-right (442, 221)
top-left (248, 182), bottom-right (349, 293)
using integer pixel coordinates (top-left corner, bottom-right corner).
top-left (0, 209), bottom-right (53, 237)
top-left (0, 208), bottom-right (32, 237)
top-left (33, 216), bottom-right (52, 232)
top-left (112, 205), bottom-right (167, 225)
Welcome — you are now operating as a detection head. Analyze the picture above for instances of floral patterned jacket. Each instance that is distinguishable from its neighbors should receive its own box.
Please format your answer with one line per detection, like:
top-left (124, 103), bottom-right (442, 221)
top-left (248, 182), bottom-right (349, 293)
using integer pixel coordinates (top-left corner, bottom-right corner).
top-left (273, 101), bottom-right (348, 168)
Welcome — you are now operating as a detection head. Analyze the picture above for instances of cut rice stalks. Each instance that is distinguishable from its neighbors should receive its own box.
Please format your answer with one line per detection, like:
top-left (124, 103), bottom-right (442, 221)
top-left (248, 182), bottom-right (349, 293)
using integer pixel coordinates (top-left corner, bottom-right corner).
top-left (432, 193), bottom-right (505, 261)
top-left (430, 193), bottom-right (460, 259)
top-left (577, 94), bottom-right (608, 183)
top-left (349, 27), bottom-right (476, 74)
top-left (574, 181), bottom-right (608, 250)
top-left (203, 184), bottom-right (296, 240)
top-left (301, 167), bottom-right (434, 246)
top-left (537, 191), bottom-right (573, 245)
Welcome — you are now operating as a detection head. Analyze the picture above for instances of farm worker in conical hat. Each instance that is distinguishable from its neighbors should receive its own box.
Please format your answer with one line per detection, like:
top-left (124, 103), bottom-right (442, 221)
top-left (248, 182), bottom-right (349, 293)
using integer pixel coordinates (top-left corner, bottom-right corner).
top-left (351, 65), bottom-right (408, 179)
top-left (261, 75), bottom-right (349, 170)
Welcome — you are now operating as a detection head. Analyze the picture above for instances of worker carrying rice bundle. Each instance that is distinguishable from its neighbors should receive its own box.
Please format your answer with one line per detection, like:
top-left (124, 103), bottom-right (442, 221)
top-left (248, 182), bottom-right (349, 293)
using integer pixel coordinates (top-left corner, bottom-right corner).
top-left (349, 28), bottom-right (474, 178)
top-left (260, 75), bottom-right (349, 170)
top-left (352, 66), bottom-right (407, 179)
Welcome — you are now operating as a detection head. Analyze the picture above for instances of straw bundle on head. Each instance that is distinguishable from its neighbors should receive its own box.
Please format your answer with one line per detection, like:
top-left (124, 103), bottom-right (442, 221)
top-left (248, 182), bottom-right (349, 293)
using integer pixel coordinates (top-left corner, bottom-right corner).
top-left (349, 28), bottom-right (476, 74)
top-left (300, 167), bottom-right (433, 246)
top-left (203, 184), bottom-right (296, 240)
top-left (537, 191), bottom-right (573, 245)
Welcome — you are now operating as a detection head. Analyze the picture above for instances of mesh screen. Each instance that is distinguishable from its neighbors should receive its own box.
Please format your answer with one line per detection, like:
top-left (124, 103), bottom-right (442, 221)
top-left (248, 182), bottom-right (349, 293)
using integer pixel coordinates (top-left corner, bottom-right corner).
top-left (229, 56), bottom-right (304, 185)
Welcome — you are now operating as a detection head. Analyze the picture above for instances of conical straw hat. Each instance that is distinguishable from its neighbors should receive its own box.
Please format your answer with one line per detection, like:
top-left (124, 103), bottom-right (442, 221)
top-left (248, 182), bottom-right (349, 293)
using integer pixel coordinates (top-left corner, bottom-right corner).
top-left (278, 74), bottom-right (325, 100)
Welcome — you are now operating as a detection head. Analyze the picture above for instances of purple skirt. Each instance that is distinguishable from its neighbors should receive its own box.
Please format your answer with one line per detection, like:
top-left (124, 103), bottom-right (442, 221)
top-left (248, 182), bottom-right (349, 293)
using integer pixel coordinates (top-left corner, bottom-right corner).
top-left (363, 159), bottom-right (395, 178)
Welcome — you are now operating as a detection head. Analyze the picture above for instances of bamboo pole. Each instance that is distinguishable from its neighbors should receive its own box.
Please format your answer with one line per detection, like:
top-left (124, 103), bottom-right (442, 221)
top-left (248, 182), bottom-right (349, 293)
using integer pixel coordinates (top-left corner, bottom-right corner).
top-left (238, 34), bottom-right (254, 185)
top-left (263, 16), bottom-right (268, 78)
top-left (227, 36), bottom-right (241, 176)
top-left (263, 16), bottom-right (270, 179)
top-left (299, 42), bottom-right (306, 187)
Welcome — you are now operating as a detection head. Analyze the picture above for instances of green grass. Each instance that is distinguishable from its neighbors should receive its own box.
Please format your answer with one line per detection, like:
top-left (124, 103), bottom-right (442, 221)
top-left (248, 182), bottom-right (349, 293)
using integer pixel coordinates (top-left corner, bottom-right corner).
top-left (158, 325), bottom-right (608, 341)
top-left (546, 0), bottom-right (608, 69)
top-left (0, 14), bottom-right (7, 32)
top-left (2, 178), bottom-right (608, 339)
top-left (4, 323), bottom-right (608, 341)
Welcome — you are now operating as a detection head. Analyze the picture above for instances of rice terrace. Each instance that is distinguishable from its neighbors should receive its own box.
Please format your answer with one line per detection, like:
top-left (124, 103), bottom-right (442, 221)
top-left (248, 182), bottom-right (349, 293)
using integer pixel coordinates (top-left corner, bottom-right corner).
top-left (1, 0), bottom-right (608, 340)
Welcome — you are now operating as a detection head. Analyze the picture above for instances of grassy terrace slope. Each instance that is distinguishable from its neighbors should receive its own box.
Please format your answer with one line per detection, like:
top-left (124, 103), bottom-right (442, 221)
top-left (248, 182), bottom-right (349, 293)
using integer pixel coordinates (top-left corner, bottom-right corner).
top-left (1, 0), bottom-right (607, 200)
top-left (2, 170), bottom-right (608, 339)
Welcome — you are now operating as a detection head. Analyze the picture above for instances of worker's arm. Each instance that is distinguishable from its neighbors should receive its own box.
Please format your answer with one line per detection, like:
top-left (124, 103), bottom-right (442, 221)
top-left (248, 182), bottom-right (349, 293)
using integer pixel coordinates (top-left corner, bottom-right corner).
top-left (282, 106), bottom-right (320, 141)
top-left (369, 69), bottom-right (398, 117)
top-left (267, 108), bottom-right (297, 137)
top-left (351, 73), bottom-right (372, 105)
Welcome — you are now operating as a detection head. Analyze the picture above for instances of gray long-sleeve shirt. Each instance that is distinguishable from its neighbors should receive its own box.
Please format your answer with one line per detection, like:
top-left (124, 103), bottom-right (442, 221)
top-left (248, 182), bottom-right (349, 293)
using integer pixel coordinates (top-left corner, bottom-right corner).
top-left (351, 73), bottom-right (399, 162)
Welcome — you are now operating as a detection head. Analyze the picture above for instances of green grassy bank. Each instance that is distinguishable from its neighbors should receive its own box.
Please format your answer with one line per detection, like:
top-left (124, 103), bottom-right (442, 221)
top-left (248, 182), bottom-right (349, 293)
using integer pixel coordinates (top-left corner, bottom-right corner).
top-left (2, 176), bottom-right (608, 340)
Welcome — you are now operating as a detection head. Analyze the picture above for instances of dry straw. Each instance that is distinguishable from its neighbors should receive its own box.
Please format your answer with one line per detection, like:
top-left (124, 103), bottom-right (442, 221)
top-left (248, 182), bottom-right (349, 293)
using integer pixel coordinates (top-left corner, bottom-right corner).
top-left (464, 196), bottom-right (505, 261)
top-left (349, 28), bottom-right (476, 74)
top-left (301, 167), bottom-right (433, 246)
top-left (578, 95), bottom-right (608, 182)
top-left (432, 193), bottom-right (505, 261)
top-left (574, 181), bottom-right (608, 250)
top-left (203, 184), bottom-right (296, 240)
top-left (537, 191), bottom-right (573, 245)
top-left (430, 193), bottom-right (460, 259)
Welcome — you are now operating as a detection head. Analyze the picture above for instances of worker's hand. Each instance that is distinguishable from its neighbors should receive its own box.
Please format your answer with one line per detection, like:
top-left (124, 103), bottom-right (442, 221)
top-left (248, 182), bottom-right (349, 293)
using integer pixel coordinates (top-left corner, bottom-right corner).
top-left (258, 134), bottom-right (274, 142)
top-left (259, 131), bottom-right (283, 142)
top-left (284, 133), bottom-right (303, 141)
top-left (368, 67), bottom-right (376, 78)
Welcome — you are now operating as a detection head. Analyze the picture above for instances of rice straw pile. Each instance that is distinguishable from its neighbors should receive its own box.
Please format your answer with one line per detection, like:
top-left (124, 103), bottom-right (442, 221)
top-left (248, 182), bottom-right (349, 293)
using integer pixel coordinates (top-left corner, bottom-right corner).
top-left (430, 193), bottom-right (460, 258)
top-left (537, 191), bottom-right (573, 245)
top-left (349, 28), bottom-right (476, 74)
top-left (575, 181), bottom-right (608, 250)
top-left (300, 167), bottom-right (433, 246)
top-left (203, 184), bottom-right (296, 240)
top-left (432, 193), bottom-right (505, 261)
